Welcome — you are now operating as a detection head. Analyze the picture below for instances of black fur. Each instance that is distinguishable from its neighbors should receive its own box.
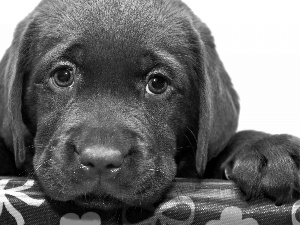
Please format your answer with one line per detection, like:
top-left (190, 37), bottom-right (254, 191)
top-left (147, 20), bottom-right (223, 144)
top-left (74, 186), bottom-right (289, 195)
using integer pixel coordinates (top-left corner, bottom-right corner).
top-left (0, 0), bottom-right (299, 209)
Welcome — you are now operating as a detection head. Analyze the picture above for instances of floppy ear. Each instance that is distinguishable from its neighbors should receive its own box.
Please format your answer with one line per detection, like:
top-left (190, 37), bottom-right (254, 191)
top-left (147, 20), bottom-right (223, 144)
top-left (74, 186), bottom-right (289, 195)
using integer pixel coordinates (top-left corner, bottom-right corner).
top-left (0, 15), bottom-right (35, 169)
top-left (193, 21), bottom-right (240, 177)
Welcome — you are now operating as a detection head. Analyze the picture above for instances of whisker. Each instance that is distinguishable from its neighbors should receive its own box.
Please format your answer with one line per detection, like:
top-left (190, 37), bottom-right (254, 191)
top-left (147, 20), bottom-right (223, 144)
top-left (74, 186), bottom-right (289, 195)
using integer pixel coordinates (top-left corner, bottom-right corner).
top-left (185, 127), bottom-right (198, 155)
top-left (187, 127), bottom-right (198, 143)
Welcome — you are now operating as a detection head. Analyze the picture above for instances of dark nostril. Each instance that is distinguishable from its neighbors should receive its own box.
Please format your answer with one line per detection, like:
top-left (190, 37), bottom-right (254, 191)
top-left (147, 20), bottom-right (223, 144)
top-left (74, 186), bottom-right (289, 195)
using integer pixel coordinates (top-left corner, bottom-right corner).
top-left (86, 162), bottom-right (95, 168)
top-left (106, 164), bottom-right (118, 169)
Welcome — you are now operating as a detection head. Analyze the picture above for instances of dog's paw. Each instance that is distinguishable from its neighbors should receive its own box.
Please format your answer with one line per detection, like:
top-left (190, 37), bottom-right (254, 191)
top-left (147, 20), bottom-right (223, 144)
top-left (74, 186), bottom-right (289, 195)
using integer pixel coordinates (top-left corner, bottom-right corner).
top-left (222, 133), bottom-right (300, 205)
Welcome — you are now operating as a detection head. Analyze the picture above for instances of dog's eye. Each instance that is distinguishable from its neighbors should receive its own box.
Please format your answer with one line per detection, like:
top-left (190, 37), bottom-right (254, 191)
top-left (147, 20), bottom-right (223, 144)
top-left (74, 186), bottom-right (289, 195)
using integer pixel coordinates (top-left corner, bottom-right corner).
top-left (52, 68), bottom-right (75, 87)
top-left (146, 75), bottom-right (169, 95)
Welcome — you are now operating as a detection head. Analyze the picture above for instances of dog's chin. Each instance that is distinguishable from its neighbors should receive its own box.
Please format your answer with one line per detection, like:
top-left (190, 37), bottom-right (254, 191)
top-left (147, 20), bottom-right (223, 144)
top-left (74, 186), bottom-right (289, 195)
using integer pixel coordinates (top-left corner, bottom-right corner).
top-left (45, 186), bottom-right (167, 210)
top-left (36, 169), bottom-right (174, 210)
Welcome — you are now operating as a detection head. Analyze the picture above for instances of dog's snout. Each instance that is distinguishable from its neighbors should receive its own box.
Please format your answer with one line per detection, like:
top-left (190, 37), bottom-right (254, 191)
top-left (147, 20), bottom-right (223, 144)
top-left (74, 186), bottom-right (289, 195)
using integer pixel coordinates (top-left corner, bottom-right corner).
top-left (80, 145), bottom-right (124, 174)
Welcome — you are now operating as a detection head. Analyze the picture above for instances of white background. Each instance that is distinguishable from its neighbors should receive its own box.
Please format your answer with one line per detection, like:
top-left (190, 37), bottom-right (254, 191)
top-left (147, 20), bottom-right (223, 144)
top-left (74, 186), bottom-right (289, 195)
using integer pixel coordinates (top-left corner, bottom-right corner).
top-left (0, 0), bottom-right (299, 136)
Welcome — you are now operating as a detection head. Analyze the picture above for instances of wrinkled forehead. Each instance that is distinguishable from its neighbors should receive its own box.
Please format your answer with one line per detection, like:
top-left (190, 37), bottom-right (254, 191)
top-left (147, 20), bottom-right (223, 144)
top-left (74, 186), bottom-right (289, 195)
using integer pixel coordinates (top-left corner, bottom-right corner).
top-left (33, 0), bottom-right (196, 55)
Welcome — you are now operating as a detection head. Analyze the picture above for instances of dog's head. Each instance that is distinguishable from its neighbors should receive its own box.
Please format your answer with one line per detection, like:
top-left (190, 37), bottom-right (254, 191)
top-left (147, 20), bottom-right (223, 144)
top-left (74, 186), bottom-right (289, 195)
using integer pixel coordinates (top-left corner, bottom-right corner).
top-left (0, 0), bottom-right (239, 209)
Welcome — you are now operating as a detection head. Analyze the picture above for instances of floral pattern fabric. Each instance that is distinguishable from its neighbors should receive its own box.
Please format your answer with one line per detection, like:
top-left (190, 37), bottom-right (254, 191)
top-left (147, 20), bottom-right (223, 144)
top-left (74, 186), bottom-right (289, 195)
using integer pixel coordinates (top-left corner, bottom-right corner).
top-left (0, 177), bottom-right (299, 225)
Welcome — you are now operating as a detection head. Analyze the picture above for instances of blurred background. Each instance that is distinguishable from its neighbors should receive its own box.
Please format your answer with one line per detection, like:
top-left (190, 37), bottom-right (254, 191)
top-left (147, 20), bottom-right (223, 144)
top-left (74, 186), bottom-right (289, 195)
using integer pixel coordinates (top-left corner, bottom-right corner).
top-left (0, 0), bottom-right (299, 136)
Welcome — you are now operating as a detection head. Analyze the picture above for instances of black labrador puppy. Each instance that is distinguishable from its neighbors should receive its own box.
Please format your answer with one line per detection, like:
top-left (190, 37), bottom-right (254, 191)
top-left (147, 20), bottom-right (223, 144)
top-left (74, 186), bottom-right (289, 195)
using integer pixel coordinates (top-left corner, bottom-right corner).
top-left (0, 0), bottom-right (299, 209)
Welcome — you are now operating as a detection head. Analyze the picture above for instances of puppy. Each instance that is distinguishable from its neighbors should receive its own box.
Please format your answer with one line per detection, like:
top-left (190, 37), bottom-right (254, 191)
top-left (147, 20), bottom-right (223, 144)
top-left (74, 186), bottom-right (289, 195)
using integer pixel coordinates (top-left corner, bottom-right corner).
top-left (0, 0), bottom-right (299, 209)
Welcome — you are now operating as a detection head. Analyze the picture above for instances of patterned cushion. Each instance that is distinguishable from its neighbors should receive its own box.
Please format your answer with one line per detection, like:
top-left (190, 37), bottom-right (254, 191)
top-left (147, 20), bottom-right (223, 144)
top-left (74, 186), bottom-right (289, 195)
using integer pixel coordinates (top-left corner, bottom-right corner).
top-left (0, 177), bottom-right (299, 225)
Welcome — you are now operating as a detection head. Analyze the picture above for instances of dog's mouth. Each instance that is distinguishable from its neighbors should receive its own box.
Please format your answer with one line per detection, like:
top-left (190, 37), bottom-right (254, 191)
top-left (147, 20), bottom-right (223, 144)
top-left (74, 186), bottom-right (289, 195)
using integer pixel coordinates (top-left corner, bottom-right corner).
top-left (36, 162), bottom-right (173, 209)
top-left (71, 182), bottom-right (166, 210)
top-left (72, 182), bottom-right (169, 210)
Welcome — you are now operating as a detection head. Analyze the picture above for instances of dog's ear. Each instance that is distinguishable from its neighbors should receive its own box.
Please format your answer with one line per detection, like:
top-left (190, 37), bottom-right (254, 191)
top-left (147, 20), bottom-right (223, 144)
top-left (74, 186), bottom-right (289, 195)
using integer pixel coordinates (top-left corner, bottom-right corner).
top-left (0, 14), bottom-right (36, 169)
top-left (192, 20), bottom-right (240, 177)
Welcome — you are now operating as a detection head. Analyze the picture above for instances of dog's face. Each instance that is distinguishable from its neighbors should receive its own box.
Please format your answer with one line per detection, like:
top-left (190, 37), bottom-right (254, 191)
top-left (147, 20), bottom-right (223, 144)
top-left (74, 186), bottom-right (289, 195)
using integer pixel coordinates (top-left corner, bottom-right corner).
top-left (0, 0), bottom-right (239, 209)
top-left (21, 0), bottom-right (202, 208)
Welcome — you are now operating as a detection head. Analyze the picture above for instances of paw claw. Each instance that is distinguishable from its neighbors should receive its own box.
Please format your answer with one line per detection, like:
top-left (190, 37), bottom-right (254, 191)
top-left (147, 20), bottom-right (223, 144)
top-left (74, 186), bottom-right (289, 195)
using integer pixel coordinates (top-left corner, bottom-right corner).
top-left (224, 168), bottom-right (232, 180)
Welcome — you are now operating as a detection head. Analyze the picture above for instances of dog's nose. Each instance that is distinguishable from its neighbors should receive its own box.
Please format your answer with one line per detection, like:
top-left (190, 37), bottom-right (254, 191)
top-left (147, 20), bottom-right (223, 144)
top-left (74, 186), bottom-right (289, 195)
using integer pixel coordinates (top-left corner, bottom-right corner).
top-left (80, 145), bottom-right (124, 175)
